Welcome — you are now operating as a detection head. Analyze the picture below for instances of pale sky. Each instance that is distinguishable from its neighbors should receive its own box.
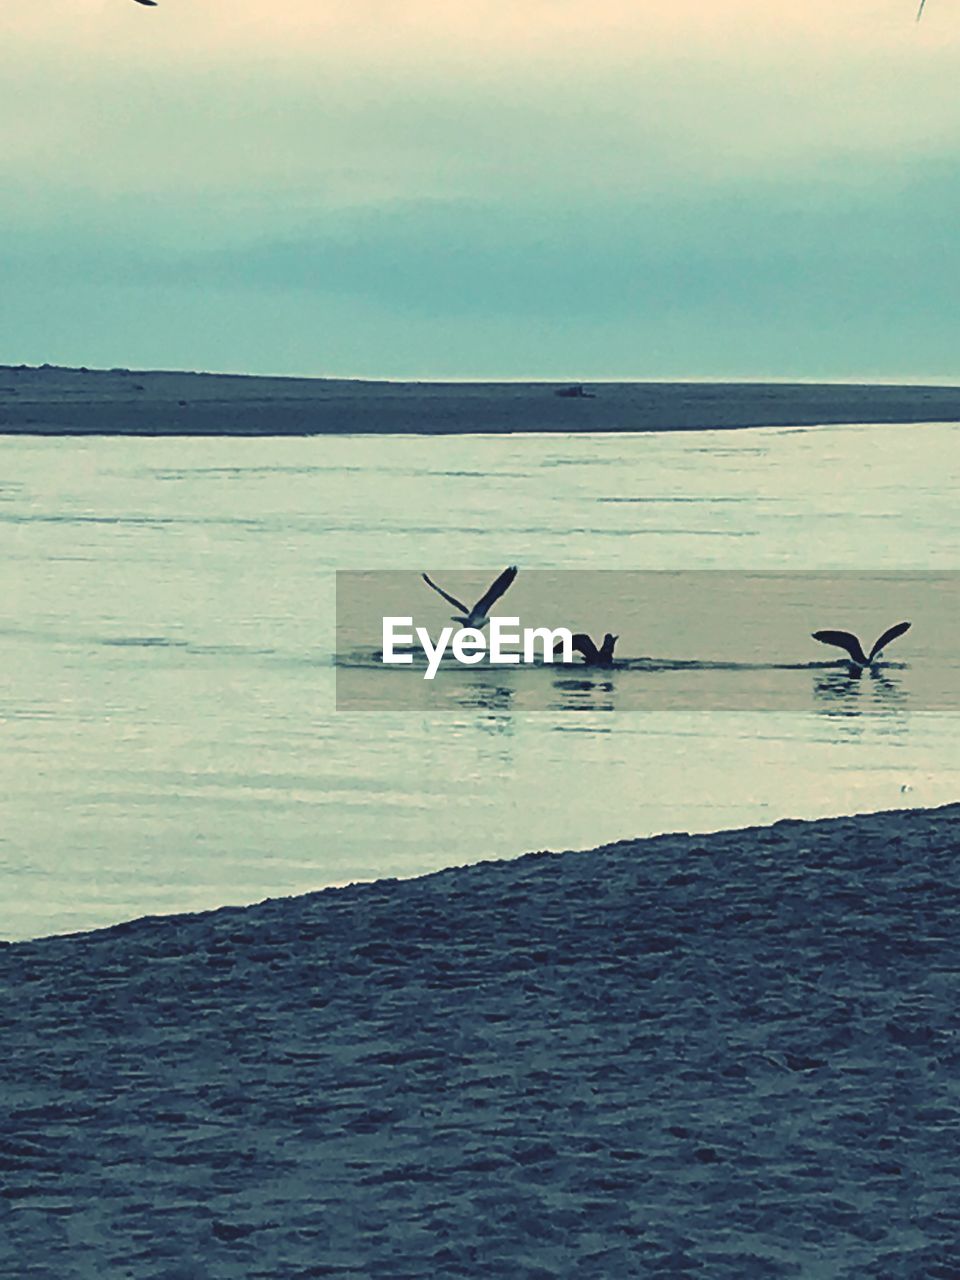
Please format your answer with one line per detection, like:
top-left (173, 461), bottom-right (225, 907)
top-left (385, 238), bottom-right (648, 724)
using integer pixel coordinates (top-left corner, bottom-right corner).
top-left (2, 1), bottom-right (959, 378)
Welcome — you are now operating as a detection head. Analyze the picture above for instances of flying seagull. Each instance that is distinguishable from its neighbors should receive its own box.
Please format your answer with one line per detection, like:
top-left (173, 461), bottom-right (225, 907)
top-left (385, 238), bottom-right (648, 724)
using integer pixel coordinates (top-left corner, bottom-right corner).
top-left (812, 621), bottom-right (911, 669)
top-left (421, 566), bottom-right (518, 629)
top-left (570, 632), bottom-right (619, 667)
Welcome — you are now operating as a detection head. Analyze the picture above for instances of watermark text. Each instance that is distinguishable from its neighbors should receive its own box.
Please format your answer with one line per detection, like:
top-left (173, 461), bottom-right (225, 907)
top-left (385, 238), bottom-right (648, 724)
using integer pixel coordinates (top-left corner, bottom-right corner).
top-left (383, 617), bottom-right (572, 679)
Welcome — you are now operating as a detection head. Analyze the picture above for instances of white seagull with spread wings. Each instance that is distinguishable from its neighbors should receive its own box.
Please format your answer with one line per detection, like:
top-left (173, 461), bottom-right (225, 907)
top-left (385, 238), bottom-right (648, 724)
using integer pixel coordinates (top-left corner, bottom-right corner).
top-left (812, 621), bottom-right (911, 669)
top-left (421, 566), bottom-right (518, 629)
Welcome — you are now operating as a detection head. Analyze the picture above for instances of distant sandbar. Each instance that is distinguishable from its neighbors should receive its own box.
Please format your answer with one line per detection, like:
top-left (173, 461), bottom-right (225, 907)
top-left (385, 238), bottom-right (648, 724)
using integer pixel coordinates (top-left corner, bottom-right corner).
top-left (3, 364), bottom-right (960, 435)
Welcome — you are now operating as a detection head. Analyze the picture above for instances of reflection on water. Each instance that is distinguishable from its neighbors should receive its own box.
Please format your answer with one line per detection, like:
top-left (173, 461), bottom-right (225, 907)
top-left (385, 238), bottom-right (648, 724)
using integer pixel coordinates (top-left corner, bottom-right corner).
top-left (456, 679), bottom-right (516, 729)
top-left (813, 666), bottom-right (909, 722)
top-left (377, 656), bottom-right (919, 725)
top-left (2, 423), bottom-right (960, 939)
top-left (550, 674), bottom-right (617, 714)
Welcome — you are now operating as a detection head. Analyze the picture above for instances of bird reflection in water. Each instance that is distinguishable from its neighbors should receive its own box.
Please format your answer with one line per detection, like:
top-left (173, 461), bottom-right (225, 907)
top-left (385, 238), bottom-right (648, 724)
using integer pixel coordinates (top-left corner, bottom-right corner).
top-left (551, 673), bottom-right (616, 714)
top-left (449, 677), bottom-right (515, 734)
top-left (813, 664), bottom-right (908, 722)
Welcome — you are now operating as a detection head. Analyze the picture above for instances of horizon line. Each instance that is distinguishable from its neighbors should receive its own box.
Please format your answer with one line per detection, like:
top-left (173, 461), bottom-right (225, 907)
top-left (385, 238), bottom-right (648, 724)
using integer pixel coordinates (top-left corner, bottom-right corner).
top-left (5, 362), bottom-right (960, 389)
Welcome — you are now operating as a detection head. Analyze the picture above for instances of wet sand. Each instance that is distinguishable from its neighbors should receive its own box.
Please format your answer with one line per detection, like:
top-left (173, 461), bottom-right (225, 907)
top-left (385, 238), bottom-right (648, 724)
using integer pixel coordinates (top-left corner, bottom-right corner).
top-left (3, 364), bottom-right (960, 434)
top-left (3, 803), bottom-right (960, 1277)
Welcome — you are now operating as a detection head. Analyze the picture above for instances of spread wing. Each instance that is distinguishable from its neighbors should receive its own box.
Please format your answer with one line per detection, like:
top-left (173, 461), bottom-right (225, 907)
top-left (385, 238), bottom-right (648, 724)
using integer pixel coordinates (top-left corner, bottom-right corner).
top-left (421, 573), bottom-right (468, 614)
top-left (571, 633), bottom-right (600, 663)
top-left (132, 1), bottom-right (159, 6)
top-left (473, 565), bottom-right (518, 616)
top-left (812, 630), bottom-right (869, 665)
top-left (917, 0), bottom-right (927, 19)
top-left (599, 634), bottom-right (618, 663)
top-left (869, 620), bottom-right (911, 661)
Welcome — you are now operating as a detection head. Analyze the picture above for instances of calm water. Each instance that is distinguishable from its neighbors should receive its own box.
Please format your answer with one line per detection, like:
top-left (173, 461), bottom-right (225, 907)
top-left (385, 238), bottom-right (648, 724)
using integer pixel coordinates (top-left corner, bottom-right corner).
top-left (3, 423), bottom-right (959, 940)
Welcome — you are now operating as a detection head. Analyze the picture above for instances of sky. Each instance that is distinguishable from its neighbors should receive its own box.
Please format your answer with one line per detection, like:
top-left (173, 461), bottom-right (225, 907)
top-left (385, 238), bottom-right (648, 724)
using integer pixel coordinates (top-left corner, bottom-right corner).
top-left (2, 0), bottom-right (959, 380)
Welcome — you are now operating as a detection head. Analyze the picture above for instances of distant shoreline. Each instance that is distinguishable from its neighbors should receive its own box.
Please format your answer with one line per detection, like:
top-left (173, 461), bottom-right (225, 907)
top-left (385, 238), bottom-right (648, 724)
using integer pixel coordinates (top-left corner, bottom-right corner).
top-left (3, 364), bottom-right (960, 435)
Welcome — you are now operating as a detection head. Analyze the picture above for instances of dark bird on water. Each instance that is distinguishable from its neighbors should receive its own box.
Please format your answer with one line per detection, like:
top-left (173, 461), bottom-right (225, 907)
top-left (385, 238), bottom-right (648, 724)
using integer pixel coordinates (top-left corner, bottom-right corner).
top-left (421, 566), bottom-right (518, 629)
top-left (570, 632), bottom-right (619, 667)
top-left (812, 621), bottom-right (911, 669)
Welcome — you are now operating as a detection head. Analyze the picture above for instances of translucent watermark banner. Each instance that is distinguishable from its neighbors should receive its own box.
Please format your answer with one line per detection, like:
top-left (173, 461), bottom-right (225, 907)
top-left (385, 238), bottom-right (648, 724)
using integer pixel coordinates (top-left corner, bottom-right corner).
top-left (335, 570), bottom-right (959, 714)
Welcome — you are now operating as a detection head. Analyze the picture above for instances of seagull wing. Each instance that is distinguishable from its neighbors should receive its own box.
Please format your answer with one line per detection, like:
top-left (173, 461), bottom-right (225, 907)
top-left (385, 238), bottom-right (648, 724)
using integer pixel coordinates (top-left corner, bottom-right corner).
top-left (421, 573), bottom-right (469, 615)
top-left (571, 633), bottom-right (600, 663)
top-left (599, 634), bottom-right (618, 663)
top-left (132, 1), bottom-right (159, 6)
top-left (869, 620), bottom-right (911, 661)
top-left (473, 565), bottom-right (518, 616)
top-left (917, 0), bottom-right (927, 19)
top-left (812, 630), bottom-right (870, 665)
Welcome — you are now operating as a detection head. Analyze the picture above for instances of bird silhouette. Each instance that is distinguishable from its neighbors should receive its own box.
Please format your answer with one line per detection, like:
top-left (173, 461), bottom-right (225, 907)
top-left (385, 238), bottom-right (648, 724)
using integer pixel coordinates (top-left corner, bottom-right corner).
top-left (569, 632), bottom-right (619, 667)
top-left (421, 566), bottom-right (518, 629)
top-left (812, 621), bottom-right (911, 669)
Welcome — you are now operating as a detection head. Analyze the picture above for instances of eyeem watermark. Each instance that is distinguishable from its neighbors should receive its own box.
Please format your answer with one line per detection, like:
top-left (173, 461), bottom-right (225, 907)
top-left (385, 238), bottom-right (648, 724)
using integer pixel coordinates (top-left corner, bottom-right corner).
top-left (336, 569), bottom-right (957, 713)
top-left (383, 617), bottom-right (573, 680)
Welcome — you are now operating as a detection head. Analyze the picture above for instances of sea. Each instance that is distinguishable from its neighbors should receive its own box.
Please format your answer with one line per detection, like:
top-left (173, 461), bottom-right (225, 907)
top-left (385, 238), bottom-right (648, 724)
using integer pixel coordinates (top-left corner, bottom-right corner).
top-left (2, 422), bottom-right (959, 939)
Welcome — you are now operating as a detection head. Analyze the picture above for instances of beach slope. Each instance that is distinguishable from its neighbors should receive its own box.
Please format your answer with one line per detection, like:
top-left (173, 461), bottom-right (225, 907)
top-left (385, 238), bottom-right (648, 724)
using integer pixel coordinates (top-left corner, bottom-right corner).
top-left (2, 804), bottom-right (960, 1277)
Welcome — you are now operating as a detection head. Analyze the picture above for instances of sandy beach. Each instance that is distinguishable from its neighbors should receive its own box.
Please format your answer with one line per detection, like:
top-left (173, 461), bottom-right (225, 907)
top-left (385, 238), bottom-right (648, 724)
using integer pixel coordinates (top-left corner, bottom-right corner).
top-left (3, 803), bottom-right (959, 1277)
top-left (3, 365), bottom-right (960, 435)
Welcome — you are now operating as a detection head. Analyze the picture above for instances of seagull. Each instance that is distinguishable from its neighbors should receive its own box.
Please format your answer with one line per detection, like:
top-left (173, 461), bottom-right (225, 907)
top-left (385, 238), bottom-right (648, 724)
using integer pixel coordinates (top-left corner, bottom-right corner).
top-left (570, 632), bottom-right (619, 667)
top-left (421, 566), bottom-right (518, 629)
top-left (917, 0), bottom-right (927, 19)
top-left (812, 621), bottom-right (911, 669)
